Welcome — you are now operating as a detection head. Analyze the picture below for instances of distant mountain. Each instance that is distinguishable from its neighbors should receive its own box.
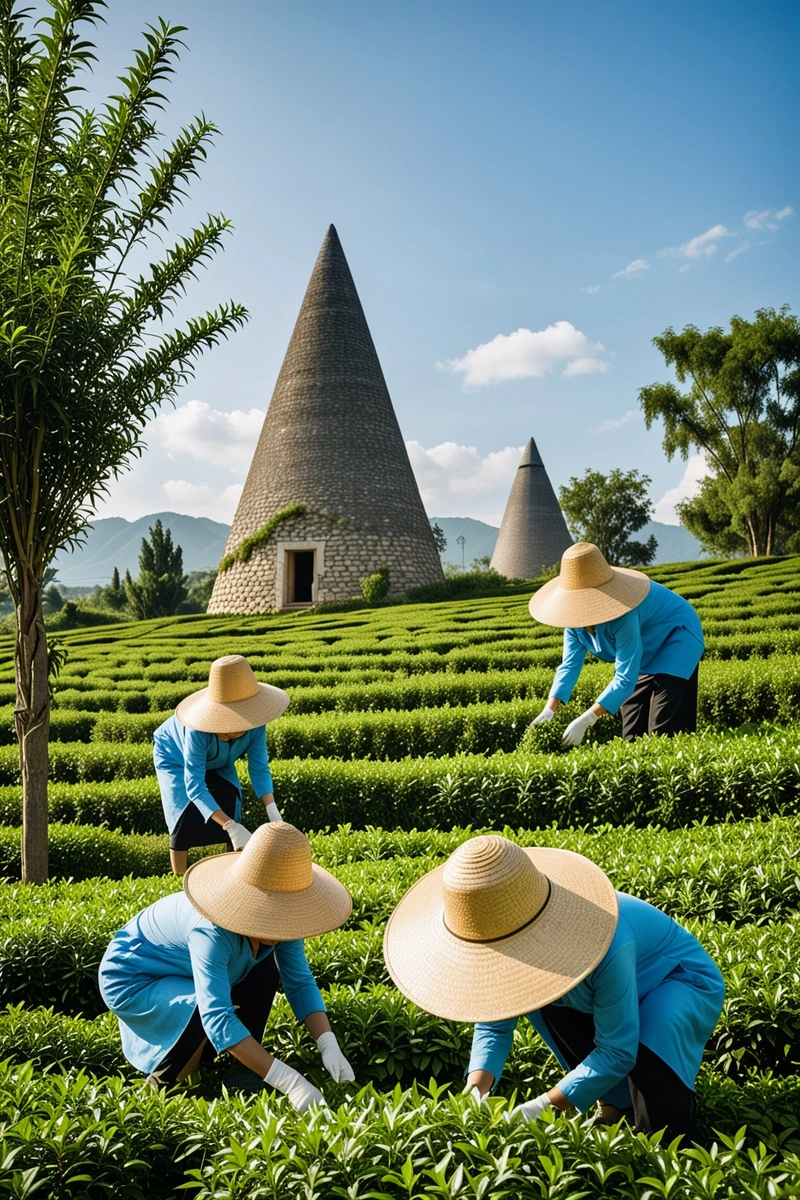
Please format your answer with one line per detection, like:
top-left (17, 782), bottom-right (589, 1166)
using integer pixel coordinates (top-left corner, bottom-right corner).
top-left (49, 510), bottom-right (706, 589)
top-left (51, 513), bottom-right (230, 587)
top-left (430, 517), bottom-right (704, 572)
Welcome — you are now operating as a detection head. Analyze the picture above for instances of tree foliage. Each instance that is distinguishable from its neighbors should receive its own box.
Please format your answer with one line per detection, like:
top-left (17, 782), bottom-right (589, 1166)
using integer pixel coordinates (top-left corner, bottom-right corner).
top-left (430, 522), bottom-right (447, 555)
top-left (559, 468), bottom-right (657, 566)
top-left (639, 306), bottom-right (800, 557)
top-left (125, 520), bottom-right (187, 619)
top-left (0, 0), bottom-right (247, 880)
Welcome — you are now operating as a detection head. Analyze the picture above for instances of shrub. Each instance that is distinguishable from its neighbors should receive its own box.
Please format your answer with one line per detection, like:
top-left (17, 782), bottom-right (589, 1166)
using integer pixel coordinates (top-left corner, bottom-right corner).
top-left (360, 566), bottom-right (390, 605)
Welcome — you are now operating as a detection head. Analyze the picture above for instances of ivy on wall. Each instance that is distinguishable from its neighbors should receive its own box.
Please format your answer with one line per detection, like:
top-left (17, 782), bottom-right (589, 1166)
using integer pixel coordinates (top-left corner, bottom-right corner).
top-left (219, 503), bottom-right (307, 573)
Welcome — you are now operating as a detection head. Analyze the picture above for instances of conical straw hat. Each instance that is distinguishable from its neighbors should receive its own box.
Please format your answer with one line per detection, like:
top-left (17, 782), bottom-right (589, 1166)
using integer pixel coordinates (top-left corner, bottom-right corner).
top-left (184, 823), bottom-right (352, 940)
top-left (383, 834), bottom-right (618, 1022)
top-left (176, 655), bottom-right (290, 733)
top-left (528, 542), bottom-right (650, 627)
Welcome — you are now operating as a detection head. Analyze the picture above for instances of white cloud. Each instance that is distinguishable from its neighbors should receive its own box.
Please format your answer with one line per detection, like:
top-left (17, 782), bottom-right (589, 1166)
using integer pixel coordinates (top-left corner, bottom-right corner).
top-left (590, 409), bottom-right (642, 434)
top-left (744, 205), bottom-right (794, 231)
top-left (406, 440), bottom-right (527, 523)
top-left (659, 224), bottom-right (731, 260)
top-left (653, 454), bottom-right (708, 524)
top-left (725, 241), bottom-right (750, 262)
top-left (612, 258), bottom-right (649, 280)
top-left (438, 321), bottom-right (609, 387)
top-left (158, 399), bottom-right (265, 470)
top-left (583, 284), bottom-right (601, 294)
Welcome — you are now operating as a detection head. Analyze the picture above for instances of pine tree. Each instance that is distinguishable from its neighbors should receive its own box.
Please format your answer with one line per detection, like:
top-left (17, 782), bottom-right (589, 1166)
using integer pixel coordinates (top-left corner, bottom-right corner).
top-left (125, 521), bottom-right (188, 619)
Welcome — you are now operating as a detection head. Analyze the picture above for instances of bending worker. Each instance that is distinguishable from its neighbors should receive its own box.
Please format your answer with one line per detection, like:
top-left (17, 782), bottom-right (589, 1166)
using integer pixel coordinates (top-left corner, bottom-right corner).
top-left (153, 655), bottom-right (289, 874)
top-left (383, 833), bottom-right (725, 1145)
top-left (99, 822), bottom-right (355, 1109)
top-left (529, 542), bottom-right (704, 745)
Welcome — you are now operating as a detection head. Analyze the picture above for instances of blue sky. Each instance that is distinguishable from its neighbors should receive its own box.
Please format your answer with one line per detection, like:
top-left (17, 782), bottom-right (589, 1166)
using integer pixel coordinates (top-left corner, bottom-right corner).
top-left (74, 0), bottom-right (799, 527)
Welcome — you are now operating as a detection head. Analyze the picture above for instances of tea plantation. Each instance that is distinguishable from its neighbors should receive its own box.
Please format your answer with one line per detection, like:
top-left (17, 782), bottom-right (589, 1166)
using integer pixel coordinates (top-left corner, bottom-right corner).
top-left (1, 555), bottom-right (799, 1198)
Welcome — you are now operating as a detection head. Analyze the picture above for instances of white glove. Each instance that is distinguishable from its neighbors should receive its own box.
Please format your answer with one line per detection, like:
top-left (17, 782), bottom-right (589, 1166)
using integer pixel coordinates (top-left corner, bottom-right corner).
top-left (562, 708), bottom-right (598, 747)
top-left (528, 705), bottom-right (556, 728)
top-left (264, 1056), bottom-right (323, 1113)
top-left (317, 1030), bottom-right (355, 1082)
top-left (222, 819), bottom-right (252, 851)
top-left (265, 801), bottom-right (283, 823)
top-left (508, 1091), bottom-right (552, 1123)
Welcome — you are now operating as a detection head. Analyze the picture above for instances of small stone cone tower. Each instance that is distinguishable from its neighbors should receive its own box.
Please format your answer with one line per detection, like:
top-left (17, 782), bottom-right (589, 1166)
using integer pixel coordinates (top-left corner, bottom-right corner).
top-left (490, 437), bottom-right (573, 578)
top-left (208, 225), bottom-right (443, 612)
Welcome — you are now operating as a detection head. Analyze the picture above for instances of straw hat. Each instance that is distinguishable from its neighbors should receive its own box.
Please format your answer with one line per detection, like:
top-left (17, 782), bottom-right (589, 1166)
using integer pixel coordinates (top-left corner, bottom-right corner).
top-left (528, 542), bottom-right (650, 628)
top-left (383, 835), bottom-right (618, 1022)
top-left (176, 655), bottom-right (290, 733)
top-left (184, 822), bottom-right (352, 940)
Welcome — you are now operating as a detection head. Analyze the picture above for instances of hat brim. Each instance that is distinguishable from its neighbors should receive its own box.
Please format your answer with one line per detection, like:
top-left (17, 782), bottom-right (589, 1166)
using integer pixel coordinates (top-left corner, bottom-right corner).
top-left (383, 848), bottom-right (618, 1022)
top-left (184, 853), bottom-right (352, 940)
top-left (176, 683), bottom-right (290, 733)
top-left (528, 568), bottom-right (650, 627)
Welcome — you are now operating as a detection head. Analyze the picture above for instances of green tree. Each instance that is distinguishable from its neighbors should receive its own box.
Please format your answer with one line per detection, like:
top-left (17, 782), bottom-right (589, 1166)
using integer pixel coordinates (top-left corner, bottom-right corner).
top-left (430, 522), bottom-right (447, 555)
top-left (99, 567), bottom-right (128, 612)
top-left (125, 521), bottom-right (188, 619)
top-left (559, 469), bottom-right (657, 566)
top-left (0, 1), bottom-right (247, 881)
top-left (639, 306), bottom-right (800, 557)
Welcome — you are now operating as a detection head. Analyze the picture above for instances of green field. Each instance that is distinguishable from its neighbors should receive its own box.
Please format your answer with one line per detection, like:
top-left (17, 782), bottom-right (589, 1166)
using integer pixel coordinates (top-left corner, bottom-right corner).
top-left (1, 556), bottom-right (799, 1198)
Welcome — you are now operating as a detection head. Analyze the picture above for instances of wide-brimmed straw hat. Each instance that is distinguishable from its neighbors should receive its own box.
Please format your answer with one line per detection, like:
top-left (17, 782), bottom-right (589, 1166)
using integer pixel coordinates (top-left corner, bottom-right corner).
top-left (176, 655), bottom-right (290, 733)
top-left (383, 834), bottom-right (618, 1023)
top-left (184, 822), bottom-right (352, 940)
top-left (528, 542), bottom-right (650, 628)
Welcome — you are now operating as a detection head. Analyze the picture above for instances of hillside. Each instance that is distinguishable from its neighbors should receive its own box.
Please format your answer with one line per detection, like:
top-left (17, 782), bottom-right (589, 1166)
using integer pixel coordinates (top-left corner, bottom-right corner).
top-left (51, 513), bottom-right (230, 587)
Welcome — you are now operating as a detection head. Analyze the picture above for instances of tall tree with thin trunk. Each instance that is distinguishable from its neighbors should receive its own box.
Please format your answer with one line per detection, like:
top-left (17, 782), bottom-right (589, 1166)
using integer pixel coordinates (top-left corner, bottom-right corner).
top-left (0, 0), bottom-right (248, 881)
top-left (639, 307), bottom-right (800, 557)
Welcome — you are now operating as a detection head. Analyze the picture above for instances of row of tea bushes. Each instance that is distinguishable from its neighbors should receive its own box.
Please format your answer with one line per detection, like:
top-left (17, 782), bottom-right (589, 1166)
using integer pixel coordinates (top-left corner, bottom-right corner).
top-left (2, 653), bottom-right (798, 748)
top-left (2, 727), bottom-right (794, 832)
top-left (1, 818), bottom-right (798, 925)
top-left (0, 1062), bottom-right (798, 1200)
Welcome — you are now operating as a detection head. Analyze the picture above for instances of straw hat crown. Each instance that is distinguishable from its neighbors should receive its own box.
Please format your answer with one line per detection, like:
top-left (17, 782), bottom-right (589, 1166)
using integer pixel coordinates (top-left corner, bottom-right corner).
top-left (208, 655), bottom-right (261, 703)
top-left (443, 836), bottom-right (549, 942)
top-left (558, 542), bottom-right (614, 590)
top-left (234, 822), bottom-right (313, 892)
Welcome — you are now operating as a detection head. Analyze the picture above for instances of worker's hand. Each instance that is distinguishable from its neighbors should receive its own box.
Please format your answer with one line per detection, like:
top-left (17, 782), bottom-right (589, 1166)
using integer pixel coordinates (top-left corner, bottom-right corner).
top-left (562, 709), bottom-right (598, 747)
top-left (528, 705), bottom-right (555, 728)
top-left (317, 1031), bottom-right (355, 1082)
top-left (222, 819), bottom-right (252, 851)
top-left (508, 1091), bottom-right (552, 1123)
top-left (462, 1084), bottom-right (487, 1105)
top-left (264, 1057), bottom-right (324, 1113)
top-left (265, 801), bottom-right (283, 823)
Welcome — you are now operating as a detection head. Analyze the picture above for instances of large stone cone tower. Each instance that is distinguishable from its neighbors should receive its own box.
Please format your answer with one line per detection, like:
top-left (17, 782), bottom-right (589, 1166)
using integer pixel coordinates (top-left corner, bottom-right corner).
top-left (208, 225), bottom-right (443, 612)
top-left (490, 437), bottom-right (573, 578)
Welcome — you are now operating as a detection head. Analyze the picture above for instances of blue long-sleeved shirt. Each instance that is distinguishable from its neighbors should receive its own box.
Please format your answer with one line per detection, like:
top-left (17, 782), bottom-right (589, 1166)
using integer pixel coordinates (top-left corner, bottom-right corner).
top-left (98, 891), bottom-right (325, 1074)
top-left (549, 580), bottom-right (704, 714)
top-left (153, 714), bottom-right (274, 832)
top-left (468, 893), bottom-right (724, 1112)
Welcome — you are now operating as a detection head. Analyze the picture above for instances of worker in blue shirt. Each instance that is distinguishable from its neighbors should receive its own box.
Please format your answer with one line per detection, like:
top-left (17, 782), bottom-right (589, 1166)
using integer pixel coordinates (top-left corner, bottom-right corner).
top-left (383, 833), bottom-right (724, 1145)
top-left (99, 823), bottom-right (355, 1108)
top-left (153, 655), bottom-right (290, 874)
top-left (528, 543), bottom-right (704, 745)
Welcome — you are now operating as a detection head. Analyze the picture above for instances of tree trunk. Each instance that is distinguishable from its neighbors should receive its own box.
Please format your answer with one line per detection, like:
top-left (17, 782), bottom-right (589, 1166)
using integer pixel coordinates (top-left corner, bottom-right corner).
top-left (14, 570), bottom-right (49, 883)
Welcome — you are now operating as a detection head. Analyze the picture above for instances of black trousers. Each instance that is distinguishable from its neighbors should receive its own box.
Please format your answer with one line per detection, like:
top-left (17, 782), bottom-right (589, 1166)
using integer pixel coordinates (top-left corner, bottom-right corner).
top-left (620, 666), bottom-right (699, 741)
top-left (169, 769), bottom-right (241, 851)
top-left (148, 952), bottom-right (280, 1087)
top-left (540, 1003), bottom-right (698, 1144)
